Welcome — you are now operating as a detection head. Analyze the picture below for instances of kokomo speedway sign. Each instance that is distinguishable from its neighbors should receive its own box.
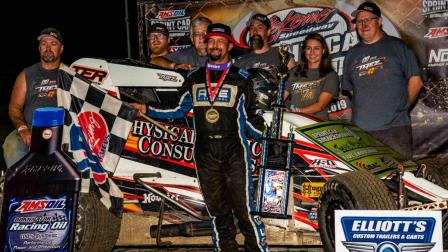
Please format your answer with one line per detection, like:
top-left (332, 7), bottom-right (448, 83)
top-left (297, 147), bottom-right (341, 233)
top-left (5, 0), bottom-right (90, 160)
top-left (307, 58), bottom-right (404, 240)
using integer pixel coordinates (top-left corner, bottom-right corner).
top-left (232, 6), bottom-right (400, 76)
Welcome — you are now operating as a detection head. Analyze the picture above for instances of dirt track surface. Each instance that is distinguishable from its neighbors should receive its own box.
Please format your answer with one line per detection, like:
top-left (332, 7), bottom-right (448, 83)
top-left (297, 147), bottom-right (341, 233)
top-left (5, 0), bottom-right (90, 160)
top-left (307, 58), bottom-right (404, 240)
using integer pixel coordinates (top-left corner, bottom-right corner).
top-left (116, 213), bottom-right (322, 248)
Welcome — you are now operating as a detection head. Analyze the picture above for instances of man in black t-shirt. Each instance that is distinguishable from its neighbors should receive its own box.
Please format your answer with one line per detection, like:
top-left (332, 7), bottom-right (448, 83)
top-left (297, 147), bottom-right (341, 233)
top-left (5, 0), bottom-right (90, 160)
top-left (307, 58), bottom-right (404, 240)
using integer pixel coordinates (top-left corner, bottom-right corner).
top-left (235, 13), bottom-right (296, 75)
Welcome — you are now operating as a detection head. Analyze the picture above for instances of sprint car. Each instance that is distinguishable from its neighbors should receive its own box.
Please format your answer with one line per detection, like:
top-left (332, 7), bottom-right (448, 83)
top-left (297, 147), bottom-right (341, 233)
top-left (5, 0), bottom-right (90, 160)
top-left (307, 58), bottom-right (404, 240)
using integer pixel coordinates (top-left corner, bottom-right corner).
top-left (70, 58), bottom-right (448, 252)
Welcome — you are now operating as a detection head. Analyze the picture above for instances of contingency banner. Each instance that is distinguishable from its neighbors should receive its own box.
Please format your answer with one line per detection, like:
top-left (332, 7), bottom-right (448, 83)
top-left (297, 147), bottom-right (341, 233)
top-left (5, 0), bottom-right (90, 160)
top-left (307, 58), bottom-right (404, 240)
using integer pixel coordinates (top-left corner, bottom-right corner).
top-left (136, 0), bottom-right (448, 157)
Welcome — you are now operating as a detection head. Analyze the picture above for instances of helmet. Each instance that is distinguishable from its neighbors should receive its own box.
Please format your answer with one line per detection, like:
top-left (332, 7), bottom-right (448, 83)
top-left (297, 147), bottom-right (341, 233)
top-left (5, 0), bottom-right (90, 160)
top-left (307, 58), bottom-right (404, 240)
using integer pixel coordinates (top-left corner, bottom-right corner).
top-left (248, 68), bottom-right (278, 110)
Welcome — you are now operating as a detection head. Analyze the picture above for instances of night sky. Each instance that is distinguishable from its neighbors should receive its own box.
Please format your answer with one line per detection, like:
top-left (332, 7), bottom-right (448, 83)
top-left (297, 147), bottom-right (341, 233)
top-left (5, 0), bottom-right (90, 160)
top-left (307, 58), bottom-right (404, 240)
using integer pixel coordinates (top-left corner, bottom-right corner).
top-left (0, 0), bottom-right (139, 125)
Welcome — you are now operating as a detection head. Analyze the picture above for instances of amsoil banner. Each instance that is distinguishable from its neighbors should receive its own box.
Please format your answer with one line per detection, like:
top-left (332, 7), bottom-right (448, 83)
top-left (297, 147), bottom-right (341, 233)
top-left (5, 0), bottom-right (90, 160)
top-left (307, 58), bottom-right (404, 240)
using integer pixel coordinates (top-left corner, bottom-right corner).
top-left (137, 0), bottom-right (448, 158)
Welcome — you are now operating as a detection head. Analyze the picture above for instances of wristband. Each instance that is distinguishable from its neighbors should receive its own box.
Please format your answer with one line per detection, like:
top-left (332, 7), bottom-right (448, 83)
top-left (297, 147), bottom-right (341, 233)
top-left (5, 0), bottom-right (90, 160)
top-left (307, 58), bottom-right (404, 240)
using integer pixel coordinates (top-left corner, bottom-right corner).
top-left (17, 125), bottom-right (28, 133)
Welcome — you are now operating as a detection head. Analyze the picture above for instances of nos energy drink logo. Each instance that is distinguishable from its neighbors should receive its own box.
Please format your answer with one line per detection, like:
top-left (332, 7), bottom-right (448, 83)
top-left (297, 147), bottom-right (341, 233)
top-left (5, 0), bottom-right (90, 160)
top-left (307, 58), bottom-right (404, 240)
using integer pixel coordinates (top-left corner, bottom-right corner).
top-left (341, 216), bottom-right (436, 251)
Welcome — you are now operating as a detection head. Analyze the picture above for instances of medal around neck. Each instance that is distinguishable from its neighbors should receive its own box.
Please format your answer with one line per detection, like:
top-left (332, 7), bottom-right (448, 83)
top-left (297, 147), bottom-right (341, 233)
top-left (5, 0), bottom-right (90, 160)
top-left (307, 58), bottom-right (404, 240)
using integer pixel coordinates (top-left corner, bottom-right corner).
top-left (205, 108), bottom-right (220, 123)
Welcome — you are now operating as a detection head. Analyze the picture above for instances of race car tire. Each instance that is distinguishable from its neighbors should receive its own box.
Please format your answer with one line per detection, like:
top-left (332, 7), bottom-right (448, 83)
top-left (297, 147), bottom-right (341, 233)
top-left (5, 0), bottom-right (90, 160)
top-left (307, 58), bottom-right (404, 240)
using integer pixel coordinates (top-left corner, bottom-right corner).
top-left (417, 157), bottom-right (448, 248)
top-left (443, 213), bottom-right (448, 250)
top-left (75, 192), bottom-right (122, 252)
top-left (417, 157), bottom-right (448, 189)
top-left (318, 170), bottom-right (397, 252)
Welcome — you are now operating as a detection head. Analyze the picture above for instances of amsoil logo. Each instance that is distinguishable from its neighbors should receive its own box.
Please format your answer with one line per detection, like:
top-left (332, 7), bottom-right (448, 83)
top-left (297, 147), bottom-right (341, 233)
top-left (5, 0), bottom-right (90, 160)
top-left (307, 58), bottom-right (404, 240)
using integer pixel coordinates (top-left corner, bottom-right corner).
top-left (422, 0), bottom-right (448, 17)
top-left (424, 27), bottom-right (448, 39)
top-left (16, 199), bottom-right (66, 213)
top-left (428, 48), bottom-right (448, 67)
top-left (156, 9), bottom-right (185, 19)
top-left (78, 111), bottom-right (110, 162)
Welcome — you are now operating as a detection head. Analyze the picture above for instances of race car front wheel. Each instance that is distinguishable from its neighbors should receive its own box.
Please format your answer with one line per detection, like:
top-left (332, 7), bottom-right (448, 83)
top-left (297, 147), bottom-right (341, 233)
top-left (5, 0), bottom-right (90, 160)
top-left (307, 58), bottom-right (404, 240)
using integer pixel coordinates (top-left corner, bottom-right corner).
top-left (75, 191), bottom-right (122, 252)
top-left (318, 170), bottom-right (396, 252)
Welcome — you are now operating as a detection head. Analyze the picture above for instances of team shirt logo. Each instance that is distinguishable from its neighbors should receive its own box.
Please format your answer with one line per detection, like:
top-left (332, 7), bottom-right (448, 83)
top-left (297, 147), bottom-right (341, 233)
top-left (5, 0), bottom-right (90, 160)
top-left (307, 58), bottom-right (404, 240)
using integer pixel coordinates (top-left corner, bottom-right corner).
top-left (355, 56), bottom-right (387, 77)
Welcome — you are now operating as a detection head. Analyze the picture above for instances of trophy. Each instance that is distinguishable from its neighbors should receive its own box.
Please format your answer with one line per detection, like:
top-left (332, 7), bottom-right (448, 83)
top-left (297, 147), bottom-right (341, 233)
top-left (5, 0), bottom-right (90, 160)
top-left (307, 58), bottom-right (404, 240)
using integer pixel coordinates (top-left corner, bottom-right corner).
top-left (254, 45), bottom-right (295, 218)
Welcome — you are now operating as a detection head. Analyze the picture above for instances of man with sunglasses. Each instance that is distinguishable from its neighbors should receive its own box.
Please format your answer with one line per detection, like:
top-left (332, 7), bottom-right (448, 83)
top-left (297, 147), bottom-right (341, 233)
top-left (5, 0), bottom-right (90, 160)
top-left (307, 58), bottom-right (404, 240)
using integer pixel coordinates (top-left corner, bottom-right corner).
top-left (147, 23), bottom-right (170, 60)
top-left (342, 1), bottom-right (423, 160)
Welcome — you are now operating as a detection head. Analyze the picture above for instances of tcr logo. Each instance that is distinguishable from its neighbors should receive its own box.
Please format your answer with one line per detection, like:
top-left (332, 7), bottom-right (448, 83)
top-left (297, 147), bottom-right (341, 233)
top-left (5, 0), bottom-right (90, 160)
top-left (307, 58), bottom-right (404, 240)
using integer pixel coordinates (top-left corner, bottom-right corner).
top-left (72, 65), bottom-right (108, 83)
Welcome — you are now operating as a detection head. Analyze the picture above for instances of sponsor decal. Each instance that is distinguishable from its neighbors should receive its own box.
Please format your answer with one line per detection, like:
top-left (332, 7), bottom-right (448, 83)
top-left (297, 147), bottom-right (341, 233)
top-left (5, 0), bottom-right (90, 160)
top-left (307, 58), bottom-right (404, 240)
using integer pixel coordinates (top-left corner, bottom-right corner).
top-left (132, 120), bottom-right (195, 163)
top-left (142, 192), bottom-right (161, 204)
top-left (16, 199), bottom-right (66, 213)
top-left (249, 139), bottom-right (263, 171)
top-left (428, 48), bottom-right (448, 67)
top-left (6, 196), bottom-right (73, 250)
top-left (150, 17), bottom-right (191, 37)
top-left (424, 26), bottom-right (448, 39)
top-left (355, 55), bottom-right (387, 76)
top-left (308, 207), bottom-right (318, 221)
top-left (72, 64), bottom-right (108, 83)
top-left (157, 73), bottom-right (179, 82)
top-left (309, 159), bottom-right (337, 169)
top-left (335, 211), bottom-right (444, 252)
top-left (156, 9), bottom-right (186, 19)
top-left (300, 122), bottom-right (419, 172)
top-left (422, 0), bottom-right (448, 18)
top-left (301, 182), bottom-right (324, 198)
top-left (195, 87), bottom-right (232, 103)
top-left (78, 111), bottom-right (111, 162)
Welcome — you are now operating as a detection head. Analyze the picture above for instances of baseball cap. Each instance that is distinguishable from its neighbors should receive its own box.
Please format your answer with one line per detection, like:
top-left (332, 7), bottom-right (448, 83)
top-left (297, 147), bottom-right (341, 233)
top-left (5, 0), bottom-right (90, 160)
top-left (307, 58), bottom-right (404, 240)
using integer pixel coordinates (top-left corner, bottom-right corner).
top-left (149, 23), bottom-right (169, 37)
top-left (351, 2), bottom-right (381, 23)
top-left (37, 27), bottom-right (63, 43)
top-left (203, 23), bottom-right (237, 44)
top-left (246, 13), bottom-right (271, 29)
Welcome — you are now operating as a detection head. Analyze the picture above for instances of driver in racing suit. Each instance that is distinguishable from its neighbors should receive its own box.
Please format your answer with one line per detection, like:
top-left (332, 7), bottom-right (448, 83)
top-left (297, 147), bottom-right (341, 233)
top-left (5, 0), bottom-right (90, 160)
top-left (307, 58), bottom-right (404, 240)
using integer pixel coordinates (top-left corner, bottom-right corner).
top-left (131, 23), bottom-right (268, 252)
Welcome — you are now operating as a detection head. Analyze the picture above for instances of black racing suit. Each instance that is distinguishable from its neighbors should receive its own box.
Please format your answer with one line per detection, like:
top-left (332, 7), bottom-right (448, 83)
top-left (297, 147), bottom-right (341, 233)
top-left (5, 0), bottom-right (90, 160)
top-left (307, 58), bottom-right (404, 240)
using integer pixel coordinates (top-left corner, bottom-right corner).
top-left (147, 65), bottom-right (268, 252)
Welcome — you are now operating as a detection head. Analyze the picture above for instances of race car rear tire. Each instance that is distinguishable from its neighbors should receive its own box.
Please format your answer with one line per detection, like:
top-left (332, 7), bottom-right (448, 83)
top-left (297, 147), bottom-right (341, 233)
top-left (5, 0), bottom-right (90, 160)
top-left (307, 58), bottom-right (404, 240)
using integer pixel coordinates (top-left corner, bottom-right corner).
top-left (318, 170), bottom-right (397, 252)
top-left (417, 157), bottom-right (448, 189)
top-left (75, 192), bottom-right (122, 252)
top-left (443, 213), bottom-right (448, 250)
top-left (417, 157), bottom-right (448, 248)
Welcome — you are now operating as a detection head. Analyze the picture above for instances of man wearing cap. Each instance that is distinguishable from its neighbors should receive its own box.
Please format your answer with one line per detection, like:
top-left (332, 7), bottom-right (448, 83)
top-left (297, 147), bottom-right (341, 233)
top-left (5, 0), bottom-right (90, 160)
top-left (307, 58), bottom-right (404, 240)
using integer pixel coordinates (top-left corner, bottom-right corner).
top-left (147, 23), bottom-right (170, 60)
top-left (131, 23), bottom-right (269, 252)
top-left (3, 27), bottom-right (64, 168)
top-left (342, 1), bottom-right (423, 159)
top-left (235, 13), bottom-right (296, 74)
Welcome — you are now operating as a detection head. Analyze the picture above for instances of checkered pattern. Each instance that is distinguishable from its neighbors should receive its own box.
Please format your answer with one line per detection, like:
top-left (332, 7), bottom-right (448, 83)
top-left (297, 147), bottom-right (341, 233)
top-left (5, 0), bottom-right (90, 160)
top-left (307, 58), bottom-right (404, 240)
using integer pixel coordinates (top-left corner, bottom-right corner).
top-left (57, 64), bottom-right (137, 216)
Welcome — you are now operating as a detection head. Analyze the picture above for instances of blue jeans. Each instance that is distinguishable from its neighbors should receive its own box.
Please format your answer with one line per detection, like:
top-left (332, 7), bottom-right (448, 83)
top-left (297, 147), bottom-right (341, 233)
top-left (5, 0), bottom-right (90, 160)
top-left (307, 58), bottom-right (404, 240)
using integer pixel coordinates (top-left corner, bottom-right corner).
top-left (3, 130), bottom-right (29, 168)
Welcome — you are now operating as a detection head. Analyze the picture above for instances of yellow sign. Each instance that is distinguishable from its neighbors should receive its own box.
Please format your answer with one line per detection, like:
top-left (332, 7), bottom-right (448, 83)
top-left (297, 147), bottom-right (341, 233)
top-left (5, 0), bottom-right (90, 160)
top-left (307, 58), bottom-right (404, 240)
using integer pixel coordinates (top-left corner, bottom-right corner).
top-left (301, 182), bottom-right (324, 198)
